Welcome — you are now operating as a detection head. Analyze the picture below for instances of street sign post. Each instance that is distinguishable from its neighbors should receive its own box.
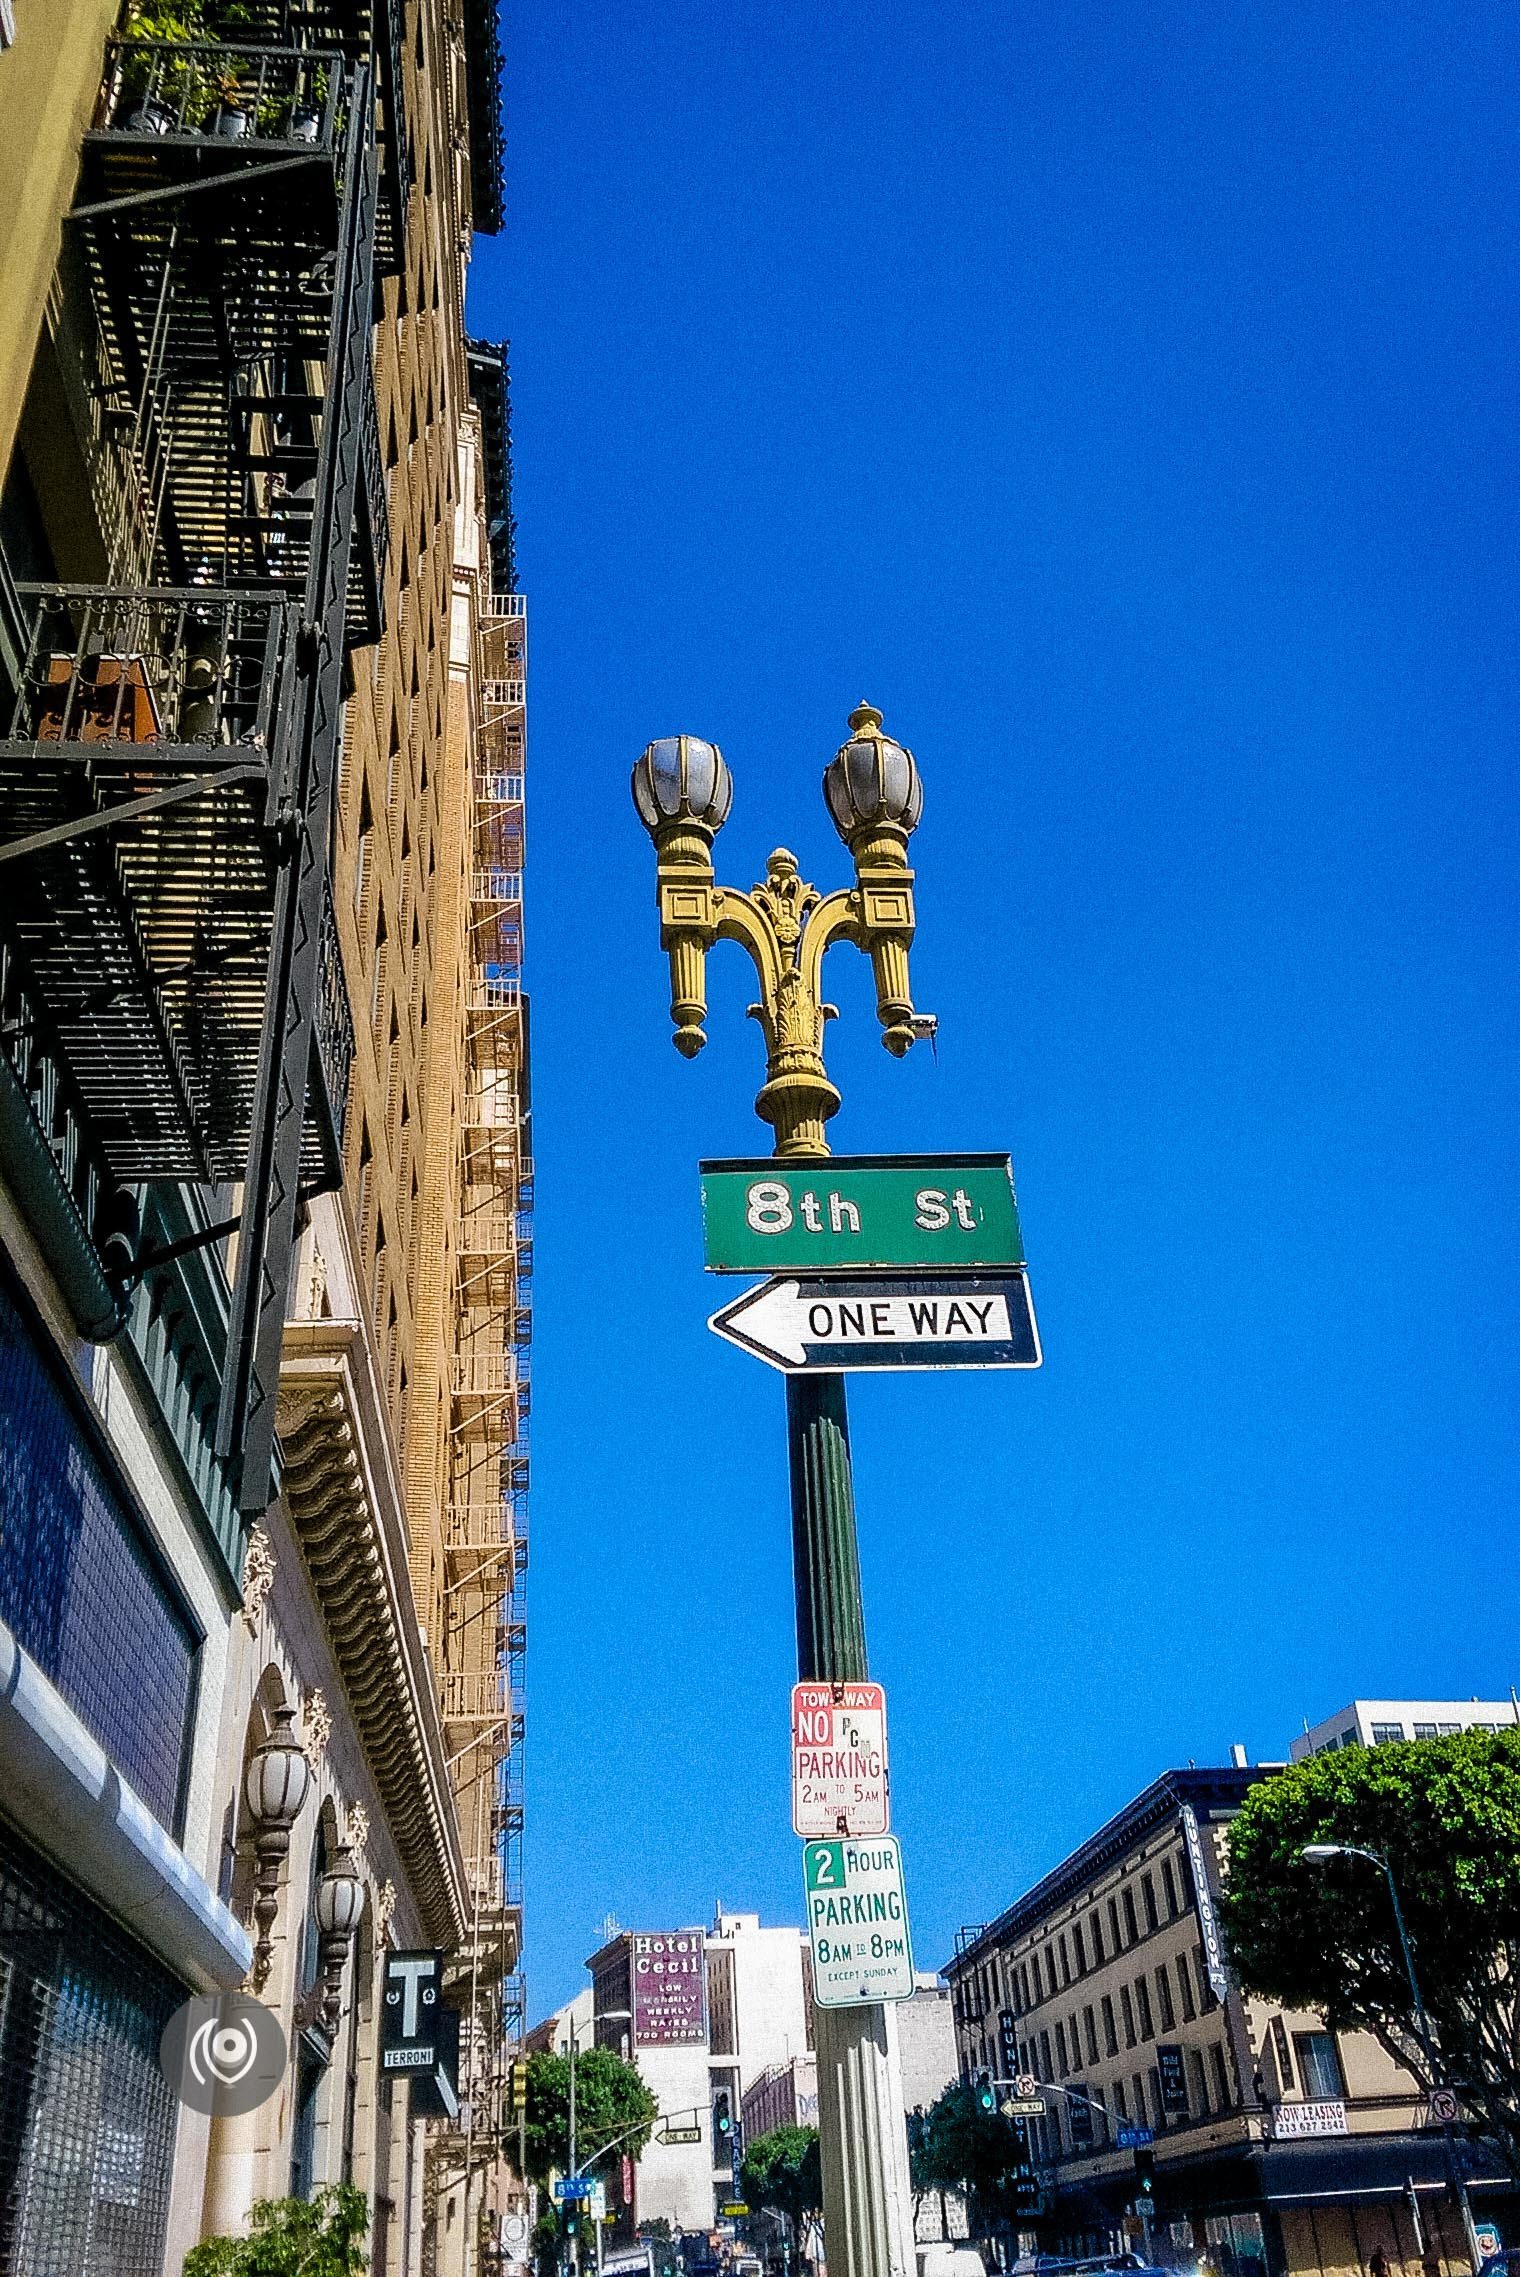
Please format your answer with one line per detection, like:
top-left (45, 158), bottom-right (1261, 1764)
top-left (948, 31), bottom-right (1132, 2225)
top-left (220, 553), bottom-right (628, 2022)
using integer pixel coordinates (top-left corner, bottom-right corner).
top-left (1115, 2126), bottom-right (1154, 2149)
top-left (554, 2179), bottom-right (593, 2202)
top-left (710, 1273), bottom-right (1040, 1373)
top-left (721, 2205), bottom-right (750, 2220)
top-left (803, 1836), bottom-right (914, 2005)
top-left (1000, 2096), bottom-right (1046, 2118)
top-left (700, 1155), bottom-right (1024, 1274)
top-left (658, 2126), bottom-right (703, 2146)
top-left (792, 1682), bottom-right (889, 1837)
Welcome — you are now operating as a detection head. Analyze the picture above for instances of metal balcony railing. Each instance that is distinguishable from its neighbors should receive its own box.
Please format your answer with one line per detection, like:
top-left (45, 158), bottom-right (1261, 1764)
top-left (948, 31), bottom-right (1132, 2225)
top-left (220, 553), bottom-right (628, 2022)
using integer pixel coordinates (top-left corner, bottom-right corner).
top-left (454, 1353), bottom-right (518, 1398)
top-left (472, 868), bottom-right (523, 905)
top-left (440, 1670), bottom-right (521, 1724)
top-left (0, 585), bottom-right (345, 1185)
top-left (476, 771), bottom-right (525, 807)
top-left (79, 48), bottom-right (387, 649)
top-left (457, 1213), bottom-right (518, 1255)
top-left (96, 40), bottom-right (349, 149)
top-left (446, 1502), bottom-right (516, 1558)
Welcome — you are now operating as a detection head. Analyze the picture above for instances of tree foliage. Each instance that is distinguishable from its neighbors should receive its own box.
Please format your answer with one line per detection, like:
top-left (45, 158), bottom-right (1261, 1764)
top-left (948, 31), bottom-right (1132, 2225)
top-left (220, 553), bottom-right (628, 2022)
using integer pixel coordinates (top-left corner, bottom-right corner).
top-left (739, 2126), bottom-right (823, 2228)
top-left (1222, 1729), bottom-right (1520, 2175)
top-left (184, 2187), bottom-right (370, 2275)
top-left (912, 2083), bottom-right (1022, 2200)
top-left (510, 2046), bottom-right (659, 2187)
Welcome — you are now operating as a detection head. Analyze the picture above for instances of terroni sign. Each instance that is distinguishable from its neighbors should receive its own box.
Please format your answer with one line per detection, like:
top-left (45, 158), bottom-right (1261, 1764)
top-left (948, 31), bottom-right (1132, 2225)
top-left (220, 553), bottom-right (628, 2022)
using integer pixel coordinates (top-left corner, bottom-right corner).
top-left (792, 1682), bottom-right (889, 1837)
top-left (803, 1836), bottom-right (914, 2005)
top-left (700, 1155), bottom-right (1024, 1274)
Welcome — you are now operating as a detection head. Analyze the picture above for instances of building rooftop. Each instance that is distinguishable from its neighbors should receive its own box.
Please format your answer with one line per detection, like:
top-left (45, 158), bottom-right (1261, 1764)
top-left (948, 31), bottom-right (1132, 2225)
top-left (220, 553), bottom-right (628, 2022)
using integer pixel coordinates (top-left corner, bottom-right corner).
top-left (943, 1764), bottom-right (1259, 1976)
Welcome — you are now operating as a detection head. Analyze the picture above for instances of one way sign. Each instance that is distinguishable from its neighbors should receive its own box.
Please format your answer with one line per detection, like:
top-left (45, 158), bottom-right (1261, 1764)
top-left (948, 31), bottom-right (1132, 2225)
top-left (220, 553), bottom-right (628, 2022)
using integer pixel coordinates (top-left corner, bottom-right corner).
top-left (708, 1273), bottom-right (1040, 1374)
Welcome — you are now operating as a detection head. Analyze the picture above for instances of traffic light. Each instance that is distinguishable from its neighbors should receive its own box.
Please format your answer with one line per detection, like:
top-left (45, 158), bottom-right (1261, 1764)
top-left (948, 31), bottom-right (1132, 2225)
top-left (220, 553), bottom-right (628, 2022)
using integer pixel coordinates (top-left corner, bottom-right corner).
top-left (975, 2070), bottom-right (996, 2113)
top-left (1133, 2146), bottom-right (1157, 2202)
top-left (562, 2209), bottom-right (581, 2242)
top-left (713, 2091), bottom-right (733, 2139)
top-left (509, 2059), bottom-right (528, 2115)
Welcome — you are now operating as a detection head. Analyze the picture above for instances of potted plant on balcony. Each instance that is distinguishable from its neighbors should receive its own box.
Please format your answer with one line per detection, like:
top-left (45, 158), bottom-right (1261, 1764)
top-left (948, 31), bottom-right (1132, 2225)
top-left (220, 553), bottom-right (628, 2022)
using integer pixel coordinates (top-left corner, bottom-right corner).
top-left (119, 0), bottom-right (212, 133)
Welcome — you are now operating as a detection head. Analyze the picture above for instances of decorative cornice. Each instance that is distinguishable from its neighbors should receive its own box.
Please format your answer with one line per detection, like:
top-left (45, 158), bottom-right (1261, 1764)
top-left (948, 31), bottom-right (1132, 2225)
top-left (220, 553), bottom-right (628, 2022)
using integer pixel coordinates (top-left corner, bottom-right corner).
top-left (276, 1319), bottom-right (468, 1949)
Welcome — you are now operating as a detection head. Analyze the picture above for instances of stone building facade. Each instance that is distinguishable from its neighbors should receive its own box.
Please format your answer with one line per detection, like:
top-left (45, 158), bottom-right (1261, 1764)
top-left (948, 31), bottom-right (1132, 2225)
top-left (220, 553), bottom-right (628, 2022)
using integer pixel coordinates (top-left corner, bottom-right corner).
top-left (945, 1767), bottom-right (1511, 2277)
top-left (0, 1), bottom-right (527, 2271)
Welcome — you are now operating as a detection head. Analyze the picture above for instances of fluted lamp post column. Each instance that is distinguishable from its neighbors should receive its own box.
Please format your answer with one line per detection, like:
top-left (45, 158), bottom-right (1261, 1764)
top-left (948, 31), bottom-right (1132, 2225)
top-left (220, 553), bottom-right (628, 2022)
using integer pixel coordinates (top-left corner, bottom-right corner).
top-left (632, 704), bottom-right (927, 2277)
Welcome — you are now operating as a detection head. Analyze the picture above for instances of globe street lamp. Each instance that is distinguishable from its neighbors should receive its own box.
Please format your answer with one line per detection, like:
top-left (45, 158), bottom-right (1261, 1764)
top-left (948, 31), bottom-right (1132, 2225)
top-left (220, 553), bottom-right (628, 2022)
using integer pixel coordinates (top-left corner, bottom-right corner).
top-left (632, 704), bottom-right (931, 2277)
top-left (1300, 1843), bottom-right (1480, 2265)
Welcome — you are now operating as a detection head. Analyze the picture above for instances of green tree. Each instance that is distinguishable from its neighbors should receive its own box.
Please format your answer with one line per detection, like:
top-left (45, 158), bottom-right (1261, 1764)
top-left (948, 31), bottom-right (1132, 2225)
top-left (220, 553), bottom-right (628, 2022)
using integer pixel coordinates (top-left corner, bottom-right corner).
top-left (912, 2082), bottom-right (1026, 2239)
top-left (739, 2126), bottom-right (823, 2230)
top-left (184, 2186), bottom-right (369, 2275)
top-left (1222, 1728), bottom-right (1520, 2175)
top-left (511, 2046), bottom-right (658, 2187)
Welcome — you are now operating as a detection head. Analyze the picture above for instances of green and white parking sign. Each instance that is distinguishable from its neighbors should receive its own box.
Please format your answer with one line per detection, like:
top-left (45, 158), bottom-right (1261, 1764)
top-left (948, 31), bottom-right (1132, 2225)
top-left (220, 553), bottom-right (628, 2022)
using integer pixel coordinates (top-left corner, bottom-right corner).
top-left (803, 1836), bottom-right (915, 2005)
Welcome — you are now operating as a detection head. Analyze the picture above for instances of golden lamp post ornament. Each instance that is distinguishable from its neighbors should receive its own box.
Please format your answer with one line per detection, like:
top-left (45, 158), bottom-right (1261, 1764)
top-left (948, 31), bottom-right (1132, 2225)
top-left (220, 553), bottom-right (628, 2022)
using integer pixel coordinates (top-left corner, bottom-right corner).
top-left (631, 703), bottom-right (929, 1159)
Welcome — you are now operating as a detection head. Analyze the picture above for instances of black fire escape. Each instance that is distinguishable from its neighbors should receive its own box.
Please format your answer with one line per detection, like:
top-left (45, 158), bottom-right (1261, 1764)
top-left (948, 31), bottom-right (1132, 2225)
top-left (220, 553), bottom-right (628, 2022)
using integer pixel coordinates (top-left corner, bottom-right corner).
top-left (0, 0), bottom-right (411, 1513)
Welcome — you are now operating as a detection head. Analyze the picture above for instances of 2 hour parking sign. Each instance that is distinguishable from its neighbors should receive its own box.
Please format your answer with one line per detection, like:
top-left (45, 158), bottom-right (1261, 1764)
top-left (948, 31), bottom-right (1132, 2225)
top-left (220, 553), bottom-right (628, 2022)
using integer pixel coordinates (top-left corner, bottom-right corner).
top-left (803, 1836), bottom-right (915, 2005)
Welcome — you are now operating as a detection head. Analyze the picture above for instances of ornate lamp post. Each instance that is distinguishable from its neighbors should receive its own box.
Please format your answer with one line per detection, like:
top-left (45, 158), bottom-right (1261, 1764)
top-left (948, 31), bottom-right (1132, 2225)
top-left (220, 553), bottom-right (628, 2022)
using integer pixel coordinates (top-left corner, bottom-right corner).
top-left (243, 1702), bottom-right (312, 1990)
top-left (632, 703), bottom-right (930, 2277)
top-left (312, 1844), bottom-right (366, 2033)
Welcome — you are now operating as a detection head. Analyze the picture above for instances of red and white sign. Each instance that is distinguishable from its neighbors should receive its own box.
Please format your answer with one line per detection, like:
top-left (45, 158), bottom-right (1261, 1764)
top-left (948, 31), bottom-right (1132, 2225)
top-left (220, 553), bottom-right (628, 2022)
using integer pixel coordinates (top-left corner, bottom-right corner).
top-left (792, 1682), bottom-right (889, 1837)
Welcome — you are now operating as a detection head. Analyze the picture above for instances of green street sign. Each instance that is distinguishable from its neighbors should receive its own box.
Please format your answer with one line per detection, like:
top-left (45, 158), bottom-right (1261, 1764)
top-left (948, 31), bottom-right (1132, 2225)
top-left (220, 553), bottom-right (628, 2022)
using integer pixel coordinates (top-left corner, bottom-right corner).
top-left (803, 1836), bottom-right (914, 2005)
top-left (700, 1154), bottom-right (1023, 1274)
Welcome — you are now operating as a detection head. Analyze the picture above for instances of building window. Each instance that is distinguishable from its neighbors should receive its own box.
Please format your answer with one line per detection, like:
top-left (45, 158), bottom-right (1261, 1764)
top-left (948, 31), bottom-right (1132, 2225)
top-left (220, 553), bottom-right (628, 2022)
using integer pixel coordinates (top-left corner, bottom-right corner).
top-left (1108, 1896), bottom-right (1121, 1952)
top-left (1293, 2032), bottom-right (1344, 2101)
top-left (1189, 2046), bottom-right (1210, 2117)
top-left (1438, 1722), bottom-right (1460, 1736)
top-left (0, 1826), bottom-right (183, 2276)
top-left (1211, 2043), bottom-right (1233, 2109)
top-left (1055, 2022), bottom-right (1068, 2076)
top-left (1039, 2030), bottom-right (1052, 2082)
top-left (1371, 1723), bottom-right (1405, 1745)
top-left (1059, 1933), bottom-right (1071, 1986)
top-left (1092, 2084), bottom-right (1108, 2142)
top-left (1089, 1910), bottom-right (1104, 1965)
top-left (0, 1268), bottom-right (199, 1833)
top-left (1197, 1946), bottom-right (1218, 2011)
top-left (1142, 1873), bottom-right (1159, 1932)
top-left (1120, 1986), bottom-right (1136, 2048)
top-left (1084, 2006), bottom-right (1098, 2064)
top-left (1135, 1978), bottom-right (1153, 2040)
top-left (1072, 1921), bottom-right (1087, 1975)
top-left (1155, 1965), bottom-right (1175, 2032)
top-left (1132, 2072), bottom-right (1147, 2127)
top-left (1113, 2079), bottom-right (1128, 2122)
top-left (1412, 1723), bottom-right (1437, 1739)
top-left (1122, 1887), bottom-right (1138, 1945)
top-left (1161, 1858), bottom-right (1179, 1917)
top-left (1102, 1996), bottom-right (1118, 2056)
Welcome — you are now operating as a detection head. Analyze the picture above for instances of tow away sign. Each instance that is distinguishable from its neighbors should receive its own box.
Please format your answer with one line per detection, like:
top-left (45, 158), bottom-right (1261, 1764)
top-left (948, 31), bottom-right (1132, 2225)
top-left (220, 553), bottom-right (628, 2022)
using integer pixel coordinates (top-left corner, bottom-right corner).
top-left (709, 1273), bottom-right (1040, 1373)
top-left (803, 1837), bottom-right (914, 2005)
top-left (793, 1682), bottom-right (888, 1838)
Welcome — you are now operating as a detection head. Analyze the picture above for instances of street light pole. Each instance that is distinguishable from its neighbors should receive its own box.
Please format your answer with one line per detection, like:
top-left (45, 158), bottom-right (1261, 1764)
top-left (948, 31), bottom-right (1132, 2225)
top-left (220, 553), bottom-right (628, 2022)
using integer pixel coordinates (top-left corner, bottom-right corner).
top-left (633, 709), bottom-right (930, 2277)
top-left (1301, 1844), bottom-right (1481, 2270)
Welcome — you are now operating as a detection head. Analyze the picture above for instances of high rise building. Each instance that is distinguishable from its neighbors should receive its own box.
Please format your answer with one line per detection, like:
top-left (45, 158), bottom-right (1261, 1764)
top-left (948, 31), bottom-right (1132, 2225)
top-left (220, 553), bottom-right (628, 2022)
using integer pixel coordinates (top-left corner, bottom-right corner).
top-left (583, 1910), bottom-right (816, 2235)
top-left (1291, 1697), bottom-right (1519, 1760)
top-left (0, 3), bottom-right (527, 2271)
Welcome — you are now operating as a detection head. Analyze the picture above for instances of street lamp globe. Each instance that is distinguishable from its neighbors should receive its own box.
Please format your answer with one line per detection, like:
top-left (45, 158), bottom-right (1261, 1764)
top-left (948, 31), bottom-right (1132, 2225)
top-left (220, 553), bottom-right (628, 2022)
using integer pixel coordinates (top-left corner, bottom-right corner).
top-left (630, 735), bottom-right (732, 840)
top-left (822, 701), bottom-right (922, 847)
top-left (314, 1846), bottom-right (366, 1938)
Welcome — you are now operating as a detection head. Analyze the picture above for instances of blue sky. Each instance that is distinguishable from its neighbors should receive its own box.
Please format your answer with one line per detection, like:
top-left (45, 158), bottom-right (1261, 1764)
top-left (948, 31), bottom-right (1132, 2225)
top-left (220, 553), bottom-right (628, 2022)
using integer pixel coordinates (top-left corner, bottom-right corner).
top-left (467, 0), bottom-right (1519, 2016)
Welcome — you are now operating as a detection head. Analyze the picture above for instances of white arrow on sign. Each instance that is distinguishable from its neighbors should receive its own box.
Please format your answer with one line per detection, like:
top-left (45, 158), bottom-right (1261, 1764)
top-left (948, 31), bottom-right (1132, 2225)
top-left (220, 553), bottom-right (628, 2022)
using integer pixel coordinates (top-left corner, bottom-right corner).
top-left (708, 1273), bottom-right (1040, 1374)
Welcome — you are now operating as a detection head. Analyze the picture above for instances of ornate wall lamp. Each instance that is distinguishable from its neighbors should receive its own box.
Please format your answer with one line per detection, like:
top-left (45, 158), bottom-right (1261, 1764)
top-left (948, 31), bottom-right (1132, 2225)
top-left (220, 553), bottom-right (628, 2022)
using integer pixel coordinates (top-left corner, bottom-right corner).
top-left (631, 703), bottom-right (929, 1157)
top-left (311, 1845), bottom-right (366, 2034)
top-left (244, 1702), bottom-right (312, 1990)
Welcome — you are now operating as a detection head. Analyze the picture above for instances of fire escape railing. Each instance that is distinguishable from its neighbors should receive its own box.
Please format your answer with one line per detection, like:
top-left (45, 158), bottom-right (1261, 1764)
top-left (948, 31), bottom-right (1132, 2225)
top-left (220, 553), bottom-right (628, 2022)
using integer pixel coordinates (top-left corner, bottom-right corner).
top-left (0, 6), bottom-right (410, 1514)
